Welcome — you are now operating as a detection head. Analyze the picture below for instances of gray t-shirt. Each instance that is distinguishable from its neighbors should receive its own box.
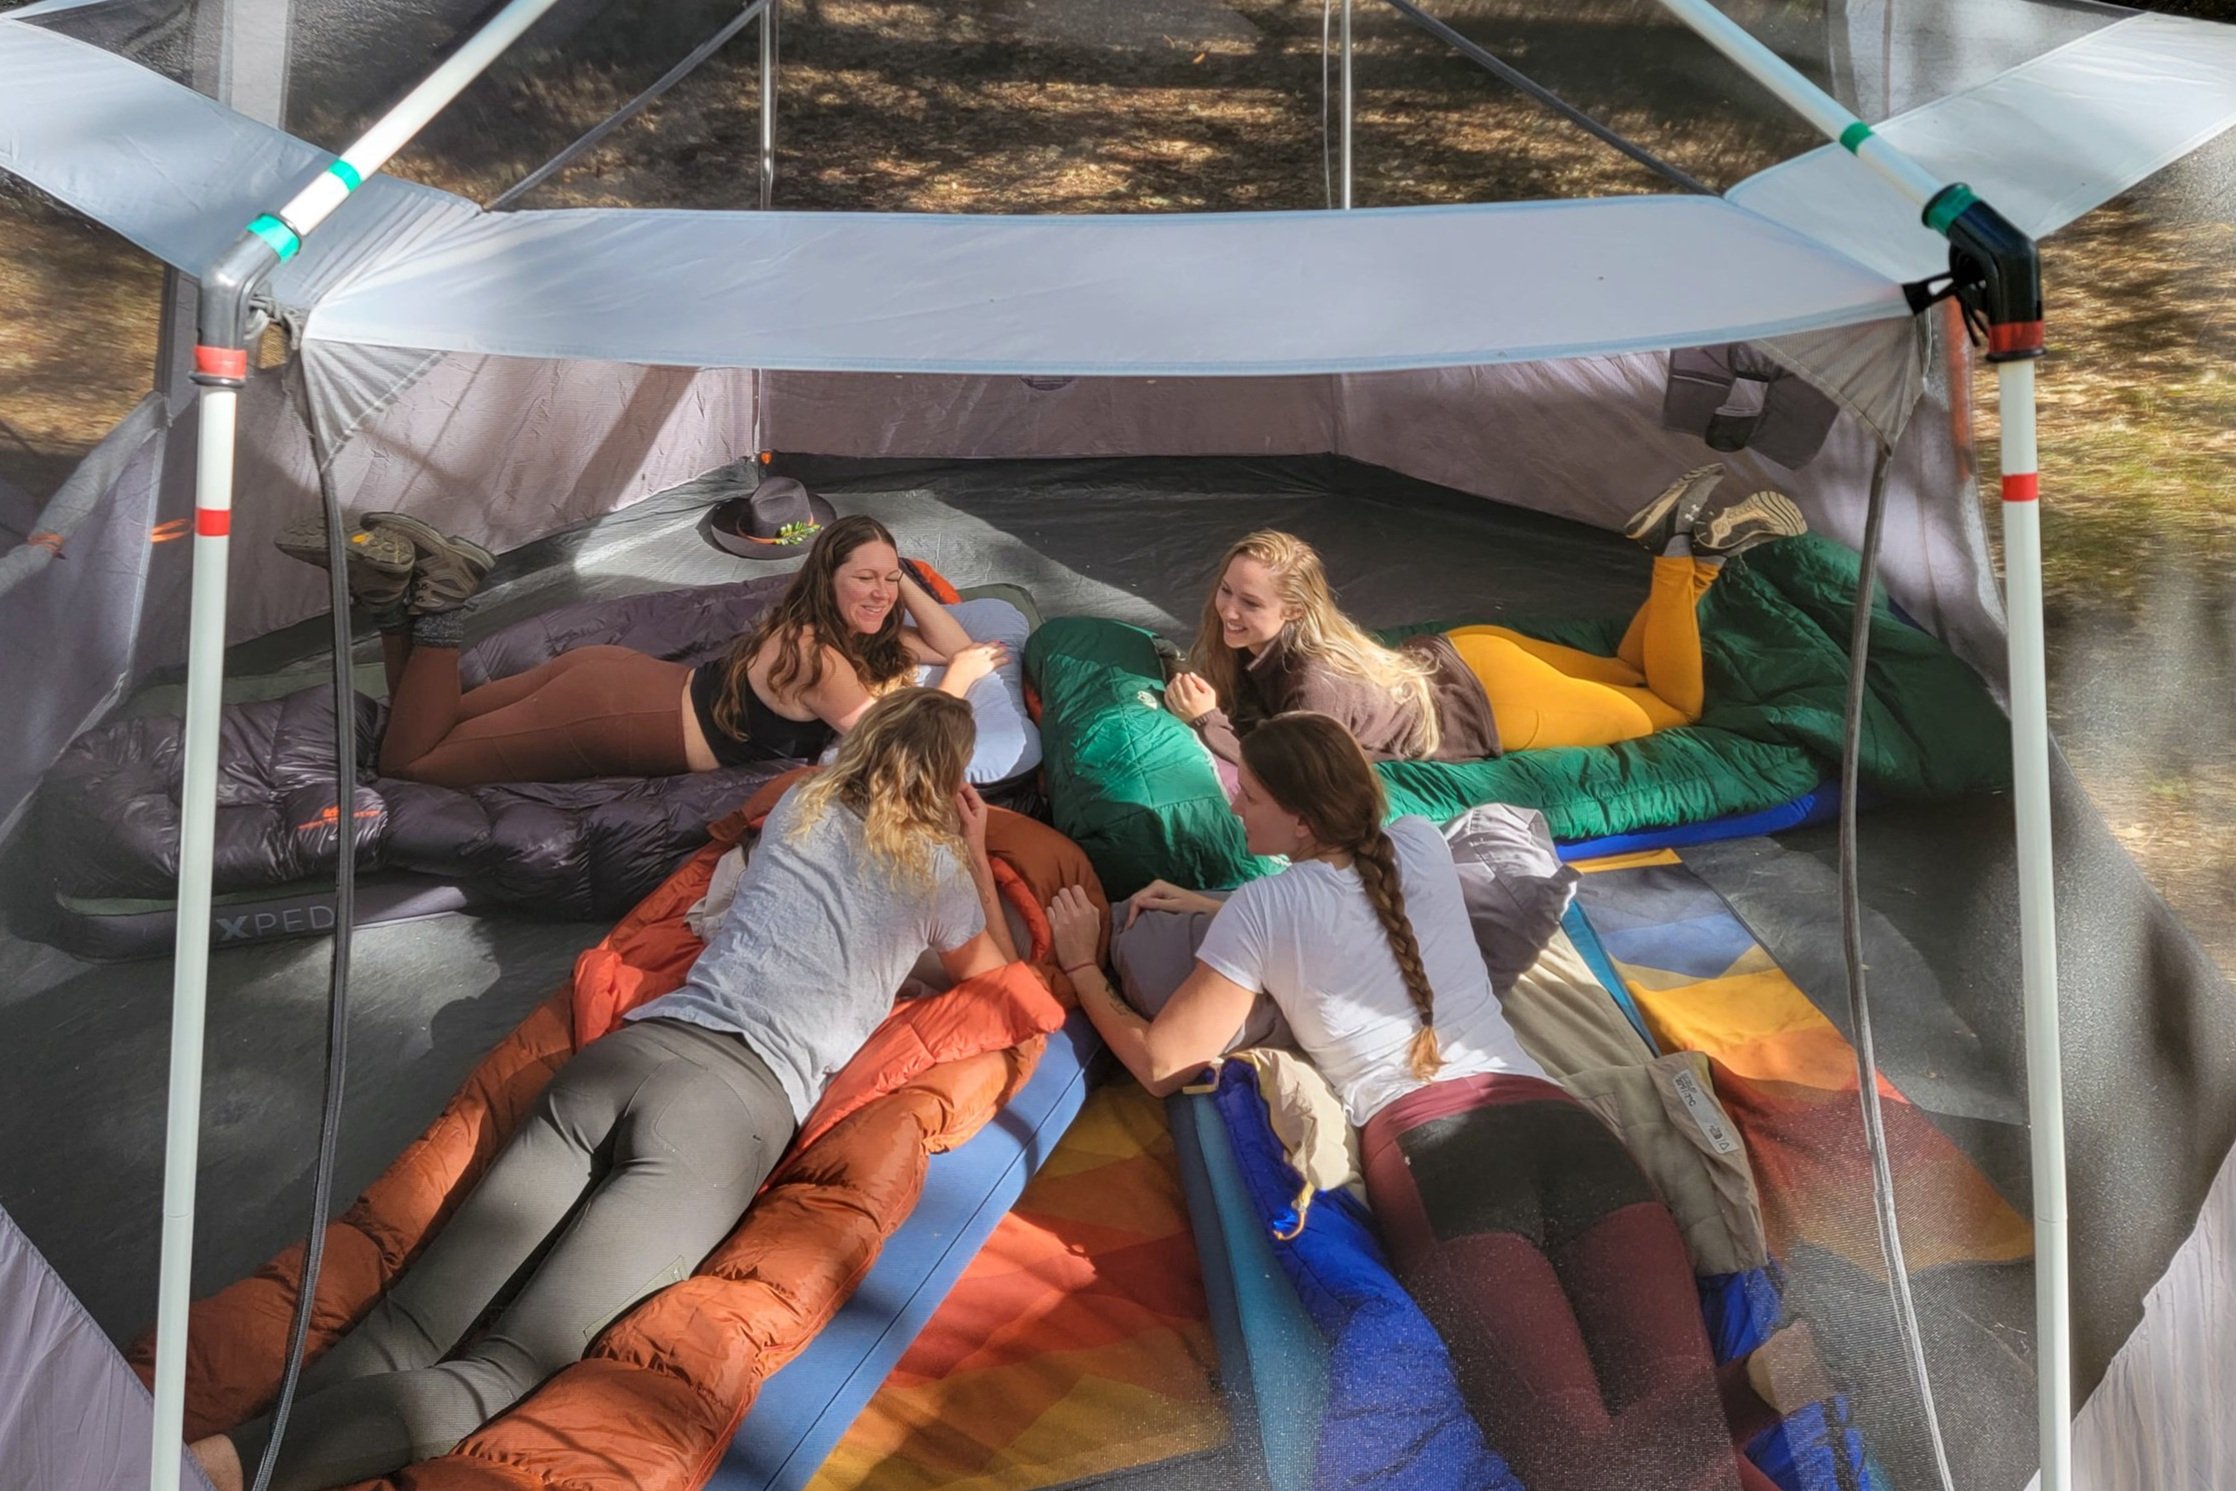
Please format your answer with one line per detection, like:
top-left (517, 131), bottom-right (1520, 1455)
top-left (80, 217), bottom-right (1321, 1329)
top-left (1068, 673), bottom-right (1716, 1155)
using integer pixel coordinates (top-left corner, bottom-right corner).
top-left (629, 786), bottom-right (986, 1121)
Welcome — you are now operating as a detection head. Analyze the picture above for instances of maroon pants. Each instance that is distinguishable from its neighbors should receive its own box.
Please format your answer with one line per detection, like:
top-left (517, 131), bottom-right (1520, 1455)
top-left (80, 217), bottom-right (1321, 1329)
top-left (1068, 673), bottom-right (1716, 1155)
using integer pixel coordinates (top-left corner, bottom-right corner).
top-left (379, 641), bottom-right (691, 787)
top-left (1361, 1073), bottom-right (1780, 1491)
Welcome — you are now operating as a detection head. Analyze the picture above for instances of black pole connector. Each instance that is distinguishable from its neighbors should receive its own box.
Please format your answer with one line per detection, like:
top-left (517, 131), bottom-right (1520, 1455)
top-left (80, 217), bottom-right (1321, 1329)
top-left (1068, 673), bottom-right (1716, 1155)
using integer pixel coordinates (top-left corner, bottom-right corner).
top-left (1929, 188), bottom-right (2044, 363)
top-left (190, 229), bottom-right (290, 385)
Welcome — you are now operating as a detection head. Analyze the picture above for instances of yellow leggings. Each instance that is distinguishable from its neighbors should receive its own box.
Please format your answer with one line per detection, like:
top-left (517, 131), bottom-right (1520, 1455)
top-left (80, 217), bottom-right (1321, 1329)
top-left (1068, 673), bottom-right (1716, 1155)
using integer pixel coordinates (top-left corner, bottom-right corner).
top-left (1445, 555), bottom-right (1719, 751)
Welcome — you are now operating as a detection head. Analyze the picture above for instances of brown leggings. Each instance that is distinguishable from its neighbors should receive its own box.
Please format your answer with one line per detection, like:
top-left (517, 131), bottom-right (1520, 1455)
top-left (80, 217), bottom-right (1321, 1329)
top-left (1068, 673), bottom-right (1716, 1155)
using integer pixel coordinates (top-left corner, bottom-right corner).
top-left (1362, 1074), bottom-right (1780, 1491)
top-left (378, 636), bottom-right (691, 787)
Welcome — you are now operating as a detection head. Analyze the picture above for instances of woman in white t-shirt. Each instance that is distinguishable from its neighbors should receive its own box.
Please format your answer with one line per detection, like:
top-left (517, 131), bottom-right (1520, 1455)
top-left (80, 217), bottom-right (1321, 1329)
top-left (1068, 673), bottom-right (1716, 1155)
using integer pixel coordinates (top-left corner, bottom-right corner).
top-left (1050, 711), bottom-right (1780, 1491)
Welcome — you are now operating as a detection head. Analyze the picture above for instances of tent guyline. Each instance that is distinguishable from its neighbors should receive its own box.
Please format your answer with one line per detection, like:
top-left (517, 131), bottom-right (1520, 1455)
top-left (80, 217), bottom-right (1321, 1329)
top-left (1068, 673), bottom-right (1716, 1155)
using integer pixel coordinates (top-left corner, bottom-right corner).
top-left (1318, 0), bottom-right (1712, 209)
top-left (488, 0), bottom-right (772, 212)
top-left (1638, 3), bottom-right (2056, 1491)
top-left (1373, 0), bottom-right (1713, 197)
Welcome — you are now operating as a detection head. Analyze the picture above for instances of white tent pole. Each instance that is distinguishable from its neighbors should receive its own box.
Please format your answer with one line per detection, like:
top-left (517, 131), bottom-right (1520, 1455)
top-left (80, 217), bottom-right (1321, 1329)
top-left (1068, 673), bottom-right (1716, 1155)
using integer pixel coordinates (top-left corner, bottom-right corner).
top-left (1649, 0), bottom-right (1943, 202)
top-left (147, 3), bottom-right (575, 1488)
top-left (1340, 0), bottom-right (1354, 208)
top-left (1997, 359), bottom-right (2071, 1486)
top-left (760, 0), bottom-right (778, 210)
top-left (1644, 3), bottom-right (2065, 1488)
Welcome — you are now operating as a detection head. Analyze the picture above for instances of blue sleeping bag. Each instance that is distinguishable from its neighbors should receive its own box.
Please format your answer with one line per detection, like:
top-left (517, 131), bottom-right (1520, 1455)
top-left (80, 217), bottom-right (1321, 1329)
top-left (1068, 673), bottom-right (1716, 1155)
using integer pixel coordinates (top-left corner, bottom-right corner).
top-left (1195, 1062), bottom-right (1889, 1491)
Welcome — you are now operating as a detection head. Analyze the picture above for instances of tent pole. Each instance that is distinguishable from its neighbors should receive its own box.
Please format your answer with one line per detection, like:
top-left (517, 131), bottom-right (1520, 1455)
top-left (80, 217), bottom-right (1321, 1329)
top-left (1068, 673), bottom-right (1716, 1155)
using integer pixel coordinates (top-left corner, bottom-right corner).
top-left (1997, 358), bottom-right (2071, 1488)
top-left (1640, 3), bottom-right (2062, 1486)
top-left (1340, 0), bottom-right (1354, 208)
top-left (147, 4), bottom-right (577, 1488)
top-left (760, 0), bottom-right (779, 210)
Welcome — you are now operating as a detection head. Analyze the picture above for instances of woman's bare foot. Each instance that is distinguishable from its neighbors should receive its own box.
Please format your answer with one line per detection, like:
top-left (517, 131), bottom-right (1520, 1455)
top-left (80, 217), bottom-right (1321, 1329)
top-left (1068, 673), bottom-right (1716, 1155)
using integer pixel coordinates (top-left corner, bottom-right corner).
top-left (188, 1432), bottom-right (244, 1491)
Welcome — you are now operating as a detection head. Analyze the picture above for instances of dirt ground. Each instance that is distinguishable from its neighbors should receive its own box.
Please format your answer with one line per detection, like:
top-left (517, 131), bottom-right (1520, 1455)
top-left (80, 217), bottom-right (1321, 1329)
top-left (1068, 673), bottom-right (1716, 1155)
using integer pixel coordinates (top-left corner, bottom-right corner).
top-left (4, 0), bottom-right (2235, 969)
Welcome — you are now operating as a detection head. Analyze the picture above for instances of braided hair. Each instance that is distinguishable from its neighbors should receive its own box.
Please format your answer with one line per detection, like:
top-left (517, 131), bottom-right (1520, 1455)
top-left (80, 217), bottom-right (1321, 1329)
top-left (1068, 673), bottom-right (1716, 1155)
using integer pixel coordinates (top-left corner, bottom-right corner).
top-left (1240, 712), bottom-right (1443, 1080)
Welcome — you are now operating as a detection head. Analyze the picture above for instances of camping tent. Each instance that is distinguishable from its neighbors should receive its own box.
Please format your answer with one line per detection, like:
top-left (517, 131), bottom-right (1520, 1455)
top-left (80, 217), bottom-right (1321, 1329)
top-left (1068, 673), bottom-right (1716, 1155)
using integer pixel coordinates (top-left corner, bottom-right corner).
top-left (2, 0), bottom-right (2235, 1486)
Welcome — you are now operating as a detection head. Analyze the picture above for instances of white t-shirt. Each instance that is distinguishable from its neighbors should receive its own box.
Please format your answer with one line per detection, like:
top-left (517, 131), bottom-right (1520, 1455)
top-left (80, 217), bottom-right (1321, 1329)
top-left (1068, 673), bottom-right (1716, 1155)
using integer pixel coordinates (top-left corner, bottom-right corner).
top-left (1195, 815), bottom-right (1546, 1127)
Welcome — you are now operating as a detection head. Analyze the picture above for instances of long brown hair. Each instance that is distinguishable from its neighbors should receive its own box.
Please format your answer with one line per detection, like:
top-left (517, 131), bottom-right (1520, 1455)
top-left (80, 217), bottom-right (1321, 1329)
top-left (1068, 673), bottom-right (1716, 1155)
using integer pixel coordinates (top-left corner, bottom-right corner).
top-left (1189, 531), bottom-right (1442, 757)
top-left (713, 514), bottom-right (919, 740)
top-left (786, 688), bottom-right (976, 883)
top-left (1241, 712), bottom-right (1443, 1081)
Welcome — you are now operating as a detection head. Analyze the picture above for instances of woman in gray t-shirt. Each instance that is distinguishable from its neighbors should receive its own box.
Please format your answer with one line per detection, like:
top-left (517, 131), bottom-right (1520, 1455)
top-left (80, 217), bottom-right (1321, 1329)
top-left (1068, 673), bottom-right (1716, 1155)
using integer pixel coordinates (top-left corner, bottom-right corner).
top-left (196, 689), bottom-right (1012, 1491)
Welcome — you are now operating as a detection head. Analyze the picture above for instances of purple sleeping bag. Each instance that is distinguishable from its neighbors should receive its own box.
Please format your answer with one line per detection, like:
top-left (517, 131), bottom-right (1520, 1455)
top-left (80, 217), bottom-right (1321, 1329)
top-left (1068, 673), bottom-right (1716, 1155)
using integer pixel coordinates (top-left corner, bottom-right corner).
top-left (39, 577), bottom-right (804, 920)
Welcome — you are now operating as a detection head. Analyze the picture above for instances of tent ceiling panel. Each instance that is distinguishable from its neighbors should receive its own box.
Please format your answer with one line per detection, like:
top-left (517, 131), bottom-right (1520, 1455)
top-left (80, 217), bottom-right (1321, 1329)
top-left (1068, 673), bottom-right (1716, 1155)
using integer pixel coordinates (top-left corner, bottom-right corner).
top-left (1730, 12), bottom-right (2236, 284)
top-left (0, 19), bottom-right (468, 287)
top-left (301, 198), bottom-right (1910, 375)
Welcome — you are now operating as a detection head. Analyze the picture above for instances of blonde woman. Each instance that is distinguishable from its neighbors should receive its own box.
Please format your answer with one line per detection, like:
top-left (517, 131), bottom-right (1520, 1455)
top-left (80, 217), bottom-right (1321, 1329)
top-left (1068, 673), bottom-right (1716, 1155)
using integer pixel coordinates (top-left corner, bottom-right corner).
top-left (1164, 468), bottom-right (1804, 760)
top-left (1049, 713), bottom-right (1783, 1491)
top-left (192, 689), bottom-right (1013, 1491)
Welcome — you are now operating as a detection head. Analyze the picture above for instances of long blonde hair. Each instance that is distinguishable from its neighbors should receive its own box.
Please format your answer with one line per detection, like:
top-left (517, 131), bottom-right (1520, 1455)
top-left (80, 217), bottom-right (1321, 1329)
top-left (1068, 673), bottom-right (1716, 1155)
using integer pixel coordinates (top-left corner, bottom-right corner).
top-left (1242, 712), bottom-right (1443, 1082)
top-left (1190, 530), bottom-right (1442, 758)
top-left (786, 688), bottom-right (976, 883)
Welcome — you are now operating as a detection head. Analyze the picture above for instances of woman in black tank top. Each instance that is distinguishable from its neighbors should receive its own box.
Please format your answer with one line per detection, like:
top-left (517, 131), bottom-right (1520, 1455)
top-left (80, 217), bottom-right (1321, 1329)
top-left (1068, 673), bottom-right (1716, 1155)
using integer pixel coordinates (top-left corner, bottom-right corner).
top-left (367, 513), bottom-right (1010, 787)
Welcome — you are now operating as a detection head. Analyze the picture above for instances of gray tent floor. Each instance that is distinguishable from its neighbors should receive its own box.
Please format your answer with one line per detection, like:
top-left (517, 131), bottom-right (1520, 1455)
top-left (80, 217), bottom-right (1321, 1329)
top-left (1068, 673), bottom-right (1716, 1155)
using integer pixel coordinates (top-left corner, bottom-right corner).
top-left (2, 455), bottom-right (2229, 1491)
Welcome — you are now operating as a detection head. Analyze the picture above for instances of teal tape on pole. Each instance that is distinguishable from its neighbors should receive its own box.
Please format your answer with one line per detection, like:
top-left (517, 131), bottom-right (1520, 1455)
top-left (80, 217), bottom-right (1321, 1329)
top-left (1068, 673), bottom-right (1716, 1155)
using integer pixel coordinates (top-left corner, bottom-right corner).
top-left (1925, 184), bottom-right (1979, 237)
top-left (327, 159), bottom-right (364, 191)
top-left (246, 213), bottom-right (301, 261)
top-left (1839, 121), bottom-right (1873, 154)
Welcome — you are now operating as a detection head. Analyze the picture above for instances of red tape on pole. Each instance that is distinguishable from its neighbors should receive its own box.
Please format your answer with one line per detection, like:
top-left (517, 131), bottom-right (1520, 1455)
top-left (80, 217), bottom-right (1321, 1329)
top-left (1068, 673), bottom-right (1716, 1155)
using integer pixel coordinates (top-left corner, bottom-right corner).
top-left (2001, 473), bottom-right (2039, 503)
top-left (196, 508), bottom-right (233, 537)
top-left (193, 346), bottom-right (249, 379)
top-left (1988, 321), bottom-right (2045, 357)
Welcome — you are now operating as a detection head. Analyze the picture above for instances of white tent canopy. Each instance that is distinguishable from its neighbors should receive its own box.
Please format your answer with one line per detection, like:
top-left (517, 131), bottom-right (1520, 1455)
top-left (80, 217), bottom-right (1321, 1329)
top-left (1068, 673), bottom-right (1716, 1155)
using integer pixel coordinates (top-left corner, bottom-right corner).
top-left (1732, 11), bottom-right (2236, 282)
top-left (8, 12), bottom-right (2236, 384)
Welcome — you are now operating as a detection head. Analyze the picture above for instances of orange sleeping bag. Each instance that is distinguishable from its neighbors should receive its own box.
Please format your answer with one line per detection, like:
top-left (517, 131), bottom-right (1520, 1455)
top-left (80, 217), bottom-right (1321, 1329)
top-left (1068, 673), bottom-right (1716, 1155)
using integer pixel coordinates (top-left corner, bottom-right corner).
top-left (131, 778), bottom-right (1109, 1491)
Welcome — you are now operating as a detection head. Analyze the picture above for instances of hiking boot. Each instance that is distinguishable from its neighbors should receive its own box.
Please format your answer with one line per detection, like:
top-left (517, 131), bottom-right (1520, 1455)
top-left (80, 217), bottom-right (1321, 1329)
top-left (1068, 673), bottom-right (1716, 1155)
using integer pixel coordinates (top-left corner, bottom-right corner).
top-left (273, 515), bottom-right (417, 612)
top-left (1623, 463), bottom-right (1724, 553)
top-left (1693, 487), bottom-right (1809, 559)
top-left (364, 511), bottom-right (497, 616)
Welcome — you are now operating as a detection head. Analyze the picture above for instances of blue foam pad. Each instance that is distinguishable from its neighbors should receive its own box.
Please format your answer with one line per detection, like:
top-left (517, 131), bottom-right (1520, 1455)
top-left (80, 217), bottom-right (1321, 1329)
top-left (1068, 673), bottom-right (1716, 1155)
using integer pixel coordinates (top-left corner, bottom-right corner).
top-left (711, 1009), bottom-right (1105, 1491)
top-left (1168, 1089), bottom-right (1330, 1491)
top-left (1558, 902), bottom-right (1658, 1053)
top-left (1555, 782), bottom-right (1841, 862)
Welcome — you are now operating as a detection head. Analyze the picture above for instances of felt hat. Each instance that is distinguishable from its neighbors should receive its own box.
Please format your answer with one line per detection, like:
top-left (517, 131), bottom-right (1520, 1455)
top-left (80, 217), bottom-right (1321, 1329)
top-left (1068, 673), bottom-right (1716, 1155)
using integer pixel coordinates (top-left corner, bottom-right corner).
top-left (707, 477), bottom-right (837, 559)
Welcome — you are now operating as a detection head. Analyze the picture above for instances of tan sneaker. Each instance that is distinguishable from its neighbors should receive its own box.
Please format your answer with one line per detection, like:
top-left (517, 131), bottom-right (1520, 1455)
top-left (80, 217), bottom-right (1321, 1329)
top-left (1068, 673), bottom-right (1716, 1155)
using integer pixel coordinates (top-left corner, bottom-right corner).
top-left (1623, 463), bottom-right (1725, 553)
top-left (363, 512), bottom-right (496, 615)
top-left (273, 516), bottom-right (417, 612)
top-left (1693, 487), bottom-right (1808, 559)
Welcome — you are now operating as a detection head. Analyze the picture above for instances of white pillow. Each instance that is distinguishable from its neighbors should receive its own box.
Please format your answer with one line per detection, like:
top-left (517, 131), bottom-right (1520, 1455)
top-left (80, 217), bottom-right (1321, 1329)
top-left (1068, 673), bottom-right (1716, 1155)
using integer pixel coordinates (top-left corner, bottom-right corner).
top-left (917, 596), bottom-right (1039, 785)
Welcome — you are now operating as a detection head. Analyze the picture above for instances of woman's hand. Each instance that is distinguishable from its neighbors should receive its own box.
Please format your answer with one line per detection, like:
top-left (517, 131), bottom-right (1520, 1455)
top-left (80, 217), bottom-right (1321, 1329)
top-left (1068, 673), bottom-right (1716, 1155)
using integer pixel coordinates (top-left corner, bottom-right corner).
top-left (1126, 879), bottom-right (1223, 926)
top-left (1165, 671), bottom-right (1218, 725)
top-left (955, 782), bottom-right (991, 858)
top-left (941, 640), bottom-right (1008, 694)
top-left (1047, 884), bottom-right (1105, 973)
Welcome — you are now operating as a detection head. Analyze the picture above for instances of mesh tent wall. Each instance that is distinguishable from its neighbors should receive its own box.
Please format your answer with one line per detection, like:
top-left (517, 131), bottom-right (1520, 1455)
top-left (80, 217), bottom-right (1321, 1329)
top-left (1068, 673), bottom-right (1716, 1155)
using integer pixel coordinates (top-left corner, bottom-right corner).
top-left (5, 1), bottom-right (2236, 1487)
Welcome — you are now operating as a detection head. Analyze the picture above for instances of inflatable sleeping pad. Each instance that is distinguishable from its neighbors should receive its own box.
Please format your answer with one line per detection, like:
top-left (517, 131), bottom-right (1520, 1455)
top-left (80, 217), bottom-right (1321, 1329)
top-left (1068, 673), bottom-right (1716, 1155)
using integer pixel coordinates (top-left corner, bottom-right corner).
top-left (1026, 535), bottom-right (2011, 897)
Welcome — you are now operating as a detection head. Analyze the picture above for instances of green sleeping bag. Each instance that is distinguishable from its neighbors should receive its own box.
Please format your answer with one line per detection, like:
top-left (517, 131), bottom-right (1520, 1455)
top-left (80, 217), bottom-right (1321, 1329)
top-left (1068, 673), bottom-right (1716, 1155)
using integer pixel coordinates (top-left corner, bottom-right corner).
top-left (1027, 535), bottom-right (2011, 899)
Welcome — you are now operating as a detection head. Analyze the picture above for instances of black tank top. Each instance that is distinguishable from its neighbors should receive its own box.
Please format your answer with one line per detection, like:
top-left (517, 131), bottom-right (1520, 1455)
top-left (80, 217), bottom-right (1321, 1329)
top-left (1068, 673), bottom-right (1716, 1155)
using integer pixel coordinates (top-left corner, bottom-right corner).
top-left (689, 660), bottom-right (838, 766)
